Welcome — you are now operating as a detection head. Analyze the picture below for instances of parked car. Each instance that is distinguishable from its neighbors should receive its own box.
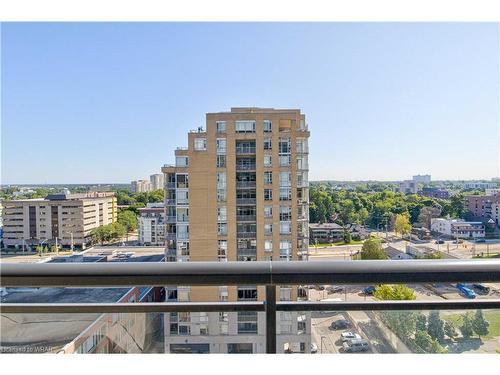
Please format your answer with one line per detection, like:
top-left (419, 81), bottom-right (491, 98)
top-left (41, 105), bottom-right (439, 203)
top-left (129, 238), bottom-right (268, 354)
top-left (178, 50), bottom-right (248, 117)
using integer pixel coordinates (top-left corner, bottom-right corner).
top-left (330, 319), bottom-right (351, 330)
top-left (475, 238), bottom-right (486, 243)
top-left (342, 338), bottom-right (369, 353)
top-left (363, 286), bottom-right (376, 295)
top-left (472, 283), bottom-right (490, 295)
top-left (435, 240), bottom-right (445, 244)
top-left (453, 239), bottom-right (464, 244)
top-left (310, 343), bottom-right (318, 353)
top-left (341, 331), bottom-right (361, 342)
top-left (314, 285), bottom-right (325, 291)
top-left (457, 283), bottom-right (476, 299)
top-left (326, 285), bottom-right (343, 293)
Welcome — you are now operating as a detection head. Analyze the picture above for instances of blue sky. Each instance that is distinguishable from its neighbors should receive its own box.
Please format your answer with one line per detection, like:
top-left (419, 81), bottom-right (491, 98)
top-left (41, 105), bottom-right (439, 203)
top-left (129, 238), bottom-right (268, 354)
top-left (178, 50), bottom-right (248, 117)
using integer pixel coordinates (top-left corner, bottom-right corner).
top-left (1, 23), bottom-right (499, 184)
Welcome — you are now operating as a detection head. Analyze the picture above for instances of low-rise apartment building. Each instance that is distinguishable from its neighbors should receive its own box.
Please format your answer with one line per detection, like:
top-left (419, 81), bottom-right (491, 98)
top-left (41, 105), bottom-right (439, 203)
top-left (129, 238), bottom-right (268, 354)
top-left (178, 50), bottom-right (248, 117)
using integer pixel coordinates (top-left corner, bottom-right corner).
top-left (1, 192), bottom-right (117, 249)
top-left (138, 203), bottom-right (166, 246)
top-left (464, 182), bottom-right (497, 190)
top-left (466, 193), bottom-right (500, 221)
top-left (419, 187), bottom-right (450, 199)
top-left (397, 180), bottom-right (418, 194)
top-left (431, 218), bottom-right (485, 239)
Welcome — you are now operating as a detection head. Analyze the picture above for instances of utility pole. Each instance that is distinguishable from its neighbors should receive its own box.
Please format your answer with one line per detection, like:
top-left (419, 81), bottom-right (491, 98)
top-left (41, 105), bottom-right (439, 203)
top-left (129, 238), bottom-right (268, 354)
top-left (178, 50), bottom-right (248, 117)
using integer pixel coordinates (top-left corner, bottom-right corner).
top-left (55, 237), bottom-right (58, 256)
top-left (70, 232), bottom-right (74, 254)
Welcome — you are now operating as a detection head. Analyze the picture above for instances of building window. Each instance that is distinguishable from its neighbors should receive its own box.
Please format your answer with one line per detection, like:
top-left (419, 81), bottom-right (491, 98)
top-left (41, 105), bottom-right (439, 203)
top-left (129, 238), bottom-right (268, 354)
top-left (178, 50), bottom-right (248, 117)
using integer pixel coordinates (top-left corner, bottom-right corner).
top-left (194, 138), bottom-right (207, 151)
top-left (279, 188), bottom-right (292, 201)
top-left (216, 138), bottom-right (226, 154)
top-left (216, 155), bottom-right (226, 168)
top-left (280, 287), bottom-right (292, 301)
top-left (264, 138), bottom-right (272, 150)
top-left (279, 155), bottom-right (291, 167)
top-left (264, 223), bottom-right (273, 235)
top-left (218, 240), bottom-right (227, 261)
top-left (264, 189), bottom-right (273, 201)
top-left (235, 120), bottom-right (256, 133)
top-left (218, 222), bottom-right (228, 236)
top-left (264, 154), bottom-right (272, 167)
top-left (217, 189), bottom-right (226, 202)
top-left (279, 138), bottom-right (291, 153)
top-left (175, 156), bottom-right (188, 167)
top-left (280, 206), bottom-right (292, 221)
top-left (264, 205), bottom-right (273, 218)
top-left (280, 240), bottom-right (292, 261)
top-left (216, 121), bottom-right (226, 133)
top-left (263, 120), bottom-right (272, 132)
top-left (264, 171), bottom-right (273, 185)
top-left (217, 207), bottom-right (227, 221)
top-left (265, 240), bottom-right (273, 252)
top-left (237, 311), bottom-right (258, 334)
top-left (279, 172), bottom-right (291, 187)
top-left (237, 288), bottom-right (258, 300)
top-left (217, 172), bottom-right (226, 189)
top-left (228, 343), bottom-right (253, 354)
top-left (280, 221), bottom-right (292, 234)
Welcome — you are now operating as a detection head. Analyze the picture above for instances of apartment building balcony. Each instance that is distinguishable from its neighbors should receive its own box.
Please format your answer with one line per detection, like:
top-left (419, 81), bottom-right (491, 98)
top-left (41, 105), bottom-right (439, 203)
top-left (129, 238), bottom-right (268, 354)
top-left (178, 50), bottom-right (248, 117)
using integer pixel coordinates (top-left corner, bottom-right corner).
top-left (166, 182), bottom-right (176, 189)
top-left (236, 231), bottom-right (257, 238)
top-left (236, 164), bottom-right (256, 171)
top-left (236, 198), bottom-right (256, 205)
top-left (236, 181), bottom-right (256, 188)
top-left (236, 146), bottom-right (256, 155)
top-left (165, 216), bottom-right (176, 223)
top-left (236, 215), bottom-right (257, 222)
top-left (165, 199), bottom-right (176, 205)
top-left (1, 260), bottom-right (499, 353)
top-left (165, 233), bottom-right (177, 240)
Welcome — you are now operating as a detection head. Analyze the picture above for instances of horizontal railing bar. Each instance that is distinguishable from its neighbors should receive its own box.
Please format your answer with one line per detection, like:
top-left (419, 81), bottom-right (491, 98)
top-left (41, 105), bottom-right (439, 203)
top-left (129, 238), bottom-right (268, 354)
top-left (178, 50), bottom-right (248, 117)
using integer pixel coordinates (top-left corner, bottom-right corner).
top-left (277, 299), bottom-right (500, 311)
top-left (2, 299), bottom-right (499, 314)
top-left (0, 302), bottom-right (266, 314)
top-left (1, 260), bottom-right (499, 287)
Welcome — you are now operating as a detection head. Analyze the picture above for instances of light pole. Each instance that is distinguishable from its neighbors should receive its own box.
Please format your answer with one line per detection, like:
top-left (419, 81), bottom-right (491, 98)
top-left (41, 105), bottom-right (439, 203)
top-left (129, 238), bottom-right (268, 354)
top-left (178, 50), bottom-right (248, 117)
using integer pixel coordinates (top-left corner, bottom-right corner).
top-left (320, 336), bottom-right (326, 354)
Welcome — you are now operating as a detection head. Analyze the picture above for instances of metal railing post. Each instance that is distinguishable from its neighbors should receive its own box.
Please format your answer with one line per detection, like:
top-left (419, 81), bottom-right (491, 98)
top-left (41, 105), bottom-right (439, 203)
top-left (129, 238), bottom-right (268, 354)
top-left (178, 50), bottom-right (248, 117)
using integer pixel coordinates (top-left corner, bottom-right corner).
top-left (265, 284), bottom-right (277, 354)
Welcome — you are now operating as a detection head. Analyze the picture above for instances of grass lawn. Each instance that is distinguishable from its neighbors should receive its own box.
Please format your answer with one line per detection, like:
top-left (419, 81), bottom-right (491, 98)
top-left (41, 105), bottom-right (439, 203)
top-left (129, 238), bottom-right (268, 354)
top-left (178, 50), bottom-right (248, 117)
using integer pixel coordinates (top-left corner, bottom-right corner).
top-left (443, 310), bottom-right (500, 340)
top-left (473, 253), bottom-right (500, 259)
top-left (333, 240), bottom-right (364, 246)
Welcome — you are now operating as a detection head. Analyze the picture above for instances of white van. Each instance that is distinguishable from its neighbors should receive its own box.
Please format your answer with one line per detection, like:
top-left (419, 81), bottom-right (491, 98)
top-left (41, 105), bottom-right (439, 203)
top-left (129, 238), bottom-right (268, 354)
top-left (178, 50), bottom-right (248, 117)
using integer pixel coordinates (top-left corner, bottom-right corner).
top-left (342, 338), bottom-right (369, 353)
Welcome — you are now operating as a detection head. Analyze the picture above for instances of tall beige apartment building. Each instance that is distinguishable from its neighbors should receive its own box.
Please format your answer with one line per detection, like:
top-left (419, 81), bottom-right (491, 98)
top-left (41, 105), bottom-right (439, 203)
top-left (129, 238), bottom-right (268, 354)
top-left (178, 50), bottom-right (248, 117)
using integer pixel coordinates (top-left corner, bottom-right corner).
top-left (2, 192), bottom-right (117, 249)
top-left (161, 107), bottom-right (310, 354)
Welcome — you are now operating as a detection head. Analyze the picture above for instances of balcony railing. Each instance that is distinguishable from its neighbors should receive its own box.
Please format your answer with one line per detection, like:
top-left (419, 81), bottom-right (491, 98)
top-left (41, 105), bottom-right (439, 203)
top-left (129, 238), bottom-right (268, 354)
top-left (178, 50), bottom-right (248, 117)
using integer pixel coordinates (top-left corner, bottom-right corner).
top-left (236, 146), bottom-right (256, 155)
top-left (236, 164), bottom-right (256, 171)
top-left (236, 181), bottom-right (256, 188)
top-left (236, 198), bottom-right (256, 205)
top-left (236, 215), bottom-right (257, 222)
top-left (237, 231), bottom-right (257, 238)
top-left (1, 260), bottom-right (499, 354)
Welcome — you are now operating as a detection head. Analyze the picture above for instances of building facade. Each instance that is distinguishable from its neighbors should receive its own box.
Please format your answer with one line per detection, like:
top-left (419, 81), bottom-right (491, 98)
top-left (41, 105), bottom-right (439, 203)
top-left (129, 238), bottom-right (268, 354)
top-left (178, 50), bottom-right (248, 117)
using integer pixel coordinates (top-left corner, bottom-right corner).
top-left (2, 192), bottom-right (117, 249)
top-left (419, 187), bottom-right (450, 199)
top-left (138, 203), bottom-right (166, 246)
top-left (464, 182), bottom-right (498, 190)
top-left (131, 180), bottom-right (152, 193)
top-left (150, 174), bottom-right (165, 191)
top-left (412, 174), bottom-right (431, 184)
top-left (161, 107), bottom-right (310, 353)
top-left (466, 193), bottom-right (500, 220)
top-left (430, 218), bottom-right (485, 239)
top-left (397, 180), bottom-right (418, 194)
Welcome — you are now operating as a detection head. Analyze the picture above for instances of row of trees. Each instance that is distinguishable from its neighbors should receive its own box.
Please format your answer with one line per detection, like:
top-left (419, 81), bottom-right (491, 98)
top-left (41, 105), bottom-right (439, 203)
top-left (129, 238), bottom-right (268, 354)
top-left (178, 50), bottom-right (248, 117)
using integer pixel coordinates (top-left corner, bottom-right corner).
top-left (89, 210), bottom-right (138, 245)
top-left (115, 189), bottom-right (163, 207)
top-left (374, 284), bottom-right (490, 353)
top-left (309, 184), bottom-right (471, 229)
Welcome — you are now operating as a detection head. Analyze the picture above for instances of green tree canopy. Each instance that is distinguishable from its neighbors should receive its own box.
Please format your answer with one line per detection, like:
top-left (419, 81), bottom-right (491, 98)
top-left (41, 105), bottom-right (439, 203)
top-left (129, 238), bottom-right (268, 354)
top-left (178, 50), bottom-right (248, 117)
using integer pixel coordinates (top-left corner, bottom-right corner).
top-left (360, 237), bottom-right (387, 260)
top-left (374, 284), bottom-right (416, 300)
top-left (117, 210), bottom-right (138, 232)
top-left (460, 313), bottom-right (474, 339)
top-left (472, 309), bottom-right (489, 339)
top-left (427, 311), bottom-right (445, 342)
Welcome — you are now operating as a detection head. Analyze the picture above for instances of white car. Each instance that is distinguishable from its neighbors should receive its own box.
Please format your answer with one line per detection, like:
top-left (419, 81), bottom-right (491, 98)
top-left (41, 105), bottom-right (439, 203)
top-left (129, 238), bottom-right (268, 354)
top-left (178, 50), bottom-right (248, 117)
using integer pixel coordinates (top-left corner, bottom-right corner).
top-left (310, 343), bottom-right (318, 353)
top-left (341, 331), bottom-right (361, 342)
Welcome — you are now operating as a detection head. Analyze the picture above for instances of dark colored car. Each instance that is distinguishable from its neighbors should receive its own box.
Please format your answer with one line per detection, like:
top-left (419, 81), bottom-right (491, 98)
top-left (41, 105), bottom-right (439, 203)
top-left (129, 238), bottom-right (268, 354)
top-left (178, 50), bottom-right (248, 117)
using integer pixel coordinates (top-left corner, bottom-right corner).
top-left (472, 284), bottom-right (490, 295)
top-left (363, 286), bottom-right (376, 295)
top-left (475, 238), bottom-right (486, 243)
top-left (330, 319), bottom-right (352, 330)
top-left (435, 240), bottom-right (445, 244)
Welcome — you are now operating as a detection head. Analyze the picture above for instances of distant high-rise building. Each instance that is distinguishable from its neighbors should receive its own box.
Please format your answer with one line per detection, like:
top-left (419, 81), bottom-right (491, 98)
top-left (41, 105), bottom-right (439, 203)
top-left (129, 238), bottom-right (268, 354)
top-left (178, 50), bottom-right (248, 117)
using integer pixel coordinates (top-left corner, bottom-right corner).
top-left (131, 180), bottom-right (152, 193)
top-left (161, 107), bottom-right (311, 353)
top-left (412, 174), bottom-right (431, 184)
top-left (150, 174), bottom-right (165, 191)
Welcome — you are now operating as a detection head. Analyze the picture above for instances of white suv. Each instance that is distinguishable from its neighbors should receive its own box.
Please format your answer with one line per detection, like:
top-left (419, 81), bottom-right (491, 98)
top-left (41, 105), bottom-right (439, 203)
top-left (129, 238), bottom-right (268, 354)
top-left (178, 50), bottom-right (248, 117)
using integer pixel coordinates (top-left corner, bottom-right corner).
top-left (341, 331), bottom-right (361, 342)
